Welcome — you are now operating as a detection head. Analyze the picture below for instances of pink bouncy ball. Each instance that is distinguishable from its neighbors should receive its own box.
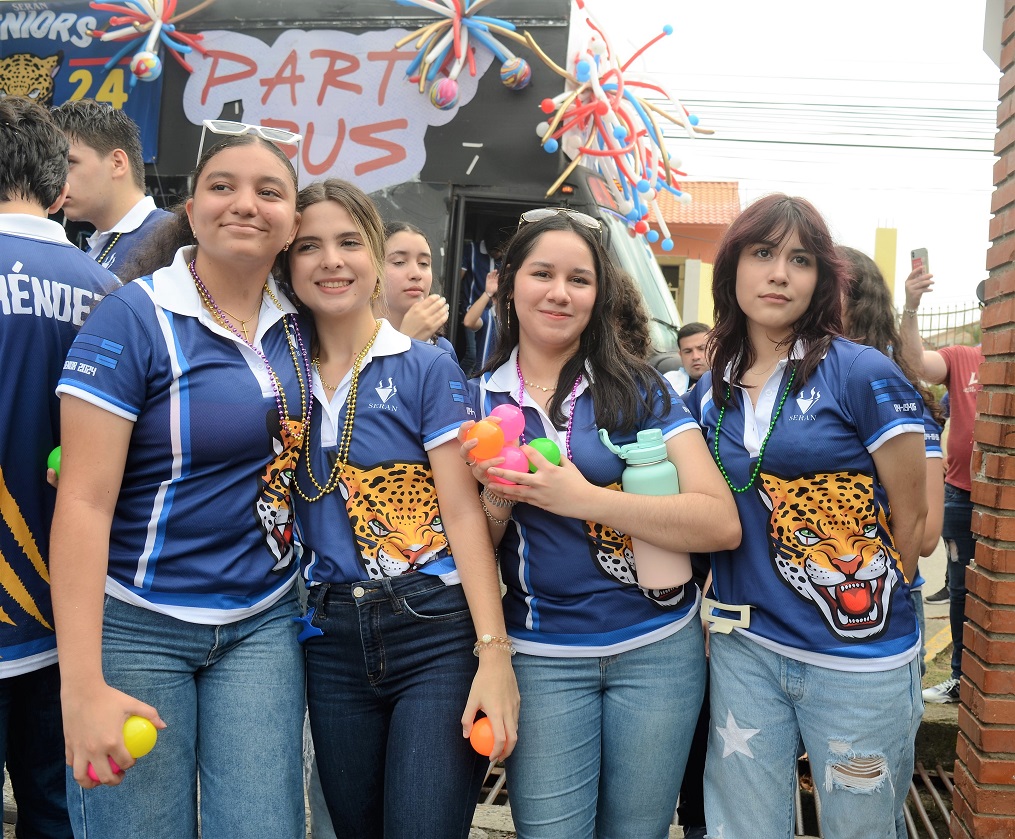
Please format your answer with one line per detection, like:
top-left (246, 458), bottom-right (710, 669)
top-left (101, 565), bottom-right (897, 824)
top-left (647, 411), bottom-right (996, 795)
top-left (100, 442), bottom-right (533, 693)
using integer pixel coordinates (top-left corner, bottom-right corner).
top-left (489, 446), bottom-right (529, 485)
top-left (429, 78), bottom-right (459, 111)
top-left (490, 404), bottom-right (525, 441)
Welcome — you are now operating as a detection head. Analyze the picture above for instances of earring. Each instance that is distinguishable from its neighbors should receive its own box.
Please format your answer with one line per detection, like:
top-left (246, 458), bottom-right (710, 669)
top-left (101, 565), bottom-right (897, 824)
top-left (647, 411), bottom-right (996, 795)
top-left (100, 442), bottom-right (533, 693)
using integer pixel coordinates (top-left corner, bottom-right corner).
top-left (371, 280), bottom-right (381, 301)
top-left (283, 241), bottom-right (291, 252)
top-left (506, 301), bottom-right (511, 331)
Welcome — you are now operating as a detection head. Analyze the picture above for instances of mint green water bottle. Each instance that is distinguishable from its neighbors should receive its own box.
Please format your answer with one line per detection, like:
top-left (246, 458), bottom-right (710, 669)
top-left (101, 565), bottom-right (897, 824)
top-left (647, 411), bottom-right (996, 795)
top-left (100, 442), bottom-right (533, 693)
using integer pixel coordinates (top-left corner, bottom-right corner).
top-left (599, 428), bottom-right (692, 589)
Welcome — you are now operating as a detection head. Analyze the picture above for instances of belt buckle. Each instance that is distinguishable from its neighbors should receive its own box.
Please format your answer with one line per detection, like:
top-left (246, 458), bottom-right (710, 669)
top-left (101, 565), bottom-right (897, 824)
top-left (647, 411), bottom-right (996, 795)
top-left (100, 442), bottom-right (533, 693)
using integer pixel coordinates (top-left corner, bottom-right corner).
top-left (701, 597), bottom-right (751, 634)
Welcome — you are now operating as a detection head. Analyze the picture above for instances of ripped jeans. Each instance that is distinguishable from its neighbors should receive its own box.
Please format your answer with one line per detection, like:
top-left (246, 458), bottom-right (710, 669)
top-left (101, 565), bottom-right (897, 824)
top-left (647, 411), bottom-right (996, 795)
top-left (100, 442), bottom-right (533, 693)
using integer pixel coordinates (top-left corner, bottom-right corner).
top-left (704, 631), bottom-right (923, 839)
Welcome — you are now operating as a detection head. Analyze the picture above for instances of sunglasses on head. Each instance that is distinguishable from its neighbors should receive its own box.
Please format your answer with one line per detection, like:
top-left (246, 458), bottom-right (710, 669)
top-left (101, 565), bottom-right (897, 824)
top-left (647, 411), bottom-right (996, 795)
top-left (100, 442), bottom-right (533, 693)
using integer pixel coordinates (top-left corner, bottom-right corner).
top-left (196, 119), bottom-right (303, 179)
top-left (517, 207), bottom-right (603, 238)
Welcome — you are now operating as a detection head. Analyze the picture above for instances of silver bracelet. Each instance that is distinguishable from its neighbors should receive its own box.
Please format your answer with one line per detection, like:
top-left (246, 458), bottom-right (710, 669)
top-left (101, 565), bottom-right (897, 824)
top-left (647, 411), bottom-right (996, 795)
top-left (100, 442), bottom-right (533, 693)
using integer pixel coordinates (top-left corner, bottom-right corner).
top-left (482, 487), bottom-right (516, 508)
top-left (902, 307), bottom-right (918, 317)
top-left (479, 494), bottom-right (511, 525)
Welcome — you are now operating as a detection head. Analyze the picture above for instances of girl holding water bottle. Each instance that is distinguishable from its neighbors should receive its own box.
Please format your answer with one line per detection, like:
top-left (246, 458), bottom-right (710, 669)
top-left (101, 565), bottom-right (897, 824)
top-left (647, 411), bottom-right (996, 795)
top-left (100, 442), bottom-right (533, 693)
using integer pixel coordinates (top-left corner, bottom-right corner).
top-left (459, 208), bottom-right (739, 839)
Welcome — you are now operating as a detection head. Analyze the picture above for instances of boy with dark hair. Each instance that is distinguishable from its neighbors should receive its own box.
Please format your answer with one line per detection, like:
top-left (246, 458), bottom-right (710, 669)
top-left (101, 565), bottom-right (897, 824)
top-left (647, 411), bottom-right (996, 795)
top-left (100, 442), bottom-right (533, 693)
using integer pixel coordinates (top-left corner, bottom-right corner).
top-left (0, 96), bottom-right (117, 837)
top-left (51, 98), bottom-right (171, 277)
top-left (677, 321), bottom-right (711, 387)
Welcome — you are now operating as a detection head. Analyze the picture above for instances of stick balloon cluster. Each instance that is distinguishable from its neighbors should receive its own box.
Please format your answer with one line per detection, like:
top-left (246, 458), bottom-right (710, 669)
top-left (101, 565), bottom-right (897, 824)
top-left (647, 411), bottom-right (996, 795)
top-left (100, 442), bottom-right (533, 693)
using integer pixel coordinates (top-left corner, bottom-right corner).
top-left (536, 0), bottom-right (711, 248)
top-left (88, 0), bottom-right (213, 88)
top-left (393, 0), bottom-right (534, 111)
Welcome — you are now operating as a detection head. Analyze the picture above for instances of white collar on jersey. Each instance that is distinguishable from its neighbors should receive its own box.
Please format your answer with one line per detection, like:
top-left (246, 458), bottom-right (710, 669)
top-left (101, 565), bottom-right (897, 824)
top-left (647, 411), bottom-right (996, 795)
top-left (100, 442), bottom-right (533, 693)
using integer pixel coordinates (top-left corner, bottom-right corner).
top-left (721, 339), bottom-right (806, 386)
top-left (149, 246), bottom-right (299, 325)
top-left (0, 213), bottom-right (74, 245)
top-left (484, 345), bottom-right (594, 398)
top-left (88, 196), bottom-right (159, 244)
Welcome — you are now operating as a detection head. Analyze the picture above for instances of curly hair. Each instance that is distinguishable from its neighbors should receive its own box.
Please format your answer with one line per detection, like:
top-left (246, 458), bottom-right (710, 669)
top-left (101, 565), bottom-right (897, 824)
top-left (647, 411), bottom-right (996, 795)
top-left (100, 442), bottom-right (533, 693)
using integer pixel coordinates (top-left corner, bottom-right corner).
top-left (484, 214), bottom-right (668, 433)
top-left (708, 194), bottom-right (847, 406)
top-left (838, 245), bottom-right (944, 424)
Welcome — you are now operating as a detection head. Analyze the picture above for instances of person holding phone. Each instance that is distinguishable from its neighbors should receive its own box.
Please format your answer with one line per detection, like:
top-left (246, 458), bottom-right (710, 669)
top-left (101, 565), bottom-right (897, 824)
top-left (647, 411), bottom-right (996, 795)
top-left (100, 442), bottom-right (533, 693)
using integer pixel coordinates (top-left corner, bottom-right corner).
top-left (897, 255), bottom-right (984, 704)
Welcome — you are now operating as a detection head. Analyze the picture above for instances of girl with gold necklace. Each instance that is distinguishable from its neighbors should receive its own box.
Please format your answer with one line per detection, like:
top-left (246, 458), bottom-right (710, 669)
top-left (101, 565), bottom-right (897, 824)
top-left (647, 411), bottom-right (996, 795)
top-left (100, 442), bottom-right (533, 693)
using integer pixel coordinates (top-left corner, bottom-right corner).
top-left (284, 179), bottom-right (518, 839)
top-left (51, 132), bottom-right (310, 838)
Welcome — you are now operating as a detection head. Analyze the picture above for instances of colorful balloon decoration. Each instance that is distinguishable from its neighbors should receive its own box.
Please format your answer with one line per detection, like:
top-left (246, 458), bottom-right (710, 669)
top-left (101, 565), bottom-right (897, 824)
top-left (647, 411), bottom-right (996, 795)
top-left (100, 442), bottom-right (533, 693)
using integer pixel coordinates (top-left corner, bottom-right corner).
top-left (534, 0), bottom-right (713, 243)
top-left (393, 0), bottom-right (534, 110)
top-left (88, 0), bottom-right (213, 88)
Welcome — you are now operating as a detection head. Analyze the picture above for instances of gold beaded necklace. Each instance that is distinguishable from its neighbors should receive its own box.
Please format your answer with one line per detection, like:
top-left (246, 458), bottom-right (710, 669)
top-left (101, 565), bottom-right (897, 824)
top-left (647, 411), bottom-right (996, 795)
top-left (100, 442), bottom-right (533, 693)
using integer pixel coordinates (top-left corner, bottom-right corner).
top-left (190, 261), bottom-right (311, 443)
top-left (96, 231), bottom-right (122, 265)
top-left (295, 320), bottom-right (383, 502)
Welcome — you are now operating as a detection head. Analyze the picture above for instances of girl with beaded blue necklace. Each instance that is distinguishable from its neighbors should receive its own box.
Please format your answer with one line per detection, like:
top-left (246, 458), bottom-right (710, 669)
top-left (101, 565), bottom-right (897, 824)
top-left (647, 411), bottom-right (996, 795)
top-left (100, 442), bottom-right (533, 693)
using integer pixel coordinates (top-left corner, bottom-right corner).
top-left (50, 132), bottom-right (310, 838)
top-left (282, 179), bottom-right (518, 839)
top-left (682, 194), bottom-right (927, 839)
top-left (459, 209), bottom-right (740, 839)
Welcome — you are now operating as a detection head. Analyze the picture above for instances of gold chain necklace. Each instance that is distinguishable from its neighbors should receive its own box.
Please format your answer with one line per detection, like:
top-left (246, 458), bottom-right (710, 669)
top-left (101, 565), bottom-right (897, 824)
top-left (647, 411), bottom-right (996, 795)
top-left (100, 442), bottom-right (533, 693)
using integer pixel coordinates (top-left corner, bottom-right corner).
top-left (96, 231), bottom-right (122, 265)
top-left (295, 320), bottom-right (383, 502)
top-left (523, 378), bottom-right (555, 393)
top-left (313, 359), bottom-right (340, 392)
top-left (218, 300), bottom-right (262, 342)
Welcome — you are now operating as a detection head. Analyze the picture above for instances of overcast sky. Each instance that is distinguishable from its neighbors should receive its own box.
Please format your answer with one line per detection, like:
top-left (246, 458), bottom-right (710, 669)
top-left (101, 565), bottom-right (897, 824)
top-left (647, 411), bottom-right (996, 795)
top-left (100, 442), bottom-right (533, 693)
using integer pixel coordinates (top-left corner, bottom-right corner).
top-left (585, 0), bottom-right (1000, 307)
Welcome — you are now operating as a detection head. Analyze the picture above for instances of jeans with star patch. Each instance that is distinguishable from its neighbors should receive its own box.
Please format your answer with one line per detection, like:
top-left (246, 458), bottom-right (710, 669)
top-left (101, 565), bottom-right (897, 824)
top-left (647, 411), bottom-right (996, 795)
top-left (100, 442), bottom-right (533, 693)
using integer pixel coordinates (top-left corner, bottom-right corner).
top-left (704, 630), bottom-right (922, 839)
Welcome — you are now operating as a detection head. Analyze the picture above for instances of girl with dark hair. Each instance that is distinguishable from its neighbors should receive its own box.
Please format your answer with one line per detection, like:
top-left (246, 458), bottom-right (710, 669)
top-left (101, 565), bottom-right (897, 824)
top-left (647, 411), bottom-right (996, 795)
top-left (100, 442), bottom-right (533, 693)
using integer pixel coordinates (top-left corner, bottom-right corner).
top-left (839, 245), bottom-right (945, 674)
top-left (50, 132), bottom-right (309, 838)
top-left (284, 179), bottom-right (518, 839)
top-left (461, 209), bottom-right (739, 839)
top-left (684, 194), bottom-right (927, 839)
top-left (379, 220), bottom-right (452, 349)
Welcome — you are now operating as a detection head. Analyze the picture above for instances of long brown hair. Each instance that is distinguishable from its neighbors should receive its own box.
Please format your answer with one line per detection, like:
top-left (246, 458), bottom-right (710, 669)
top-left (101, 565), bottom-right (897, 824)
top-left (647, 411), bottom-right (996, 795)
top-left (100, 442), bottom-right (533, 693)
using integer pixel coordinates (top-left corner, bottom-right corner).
top-left (484, 214), bottom-right (668, 433)
top-left (708, 194), bottom-right (846, 407)
top-left (839, 245), bottom-right (945, 424)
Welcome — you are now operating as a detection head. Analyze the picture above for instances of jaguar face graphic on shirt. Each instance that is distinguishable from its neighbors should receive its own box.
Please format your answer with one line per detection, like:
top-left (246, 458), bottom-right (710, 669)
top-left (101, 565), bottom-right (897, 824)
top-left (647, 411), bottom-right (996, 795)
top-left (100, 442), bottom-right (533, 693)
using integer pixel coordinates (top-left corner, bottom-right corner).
top-left (758, 470), bottom-right (899, 641)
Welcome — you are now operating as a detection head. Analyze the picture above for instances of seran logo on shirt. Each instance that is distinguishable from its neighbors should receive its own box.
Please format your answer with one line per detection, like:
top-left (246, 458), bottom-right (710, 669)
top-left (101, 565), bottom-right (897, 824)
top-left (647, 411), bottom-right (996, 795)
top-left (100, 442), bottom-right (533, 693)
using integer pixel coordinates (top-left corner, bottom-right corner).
top-left (370, 378), bottom-right (398, 411)
top-left (788, 388), bottom-right (820, 420)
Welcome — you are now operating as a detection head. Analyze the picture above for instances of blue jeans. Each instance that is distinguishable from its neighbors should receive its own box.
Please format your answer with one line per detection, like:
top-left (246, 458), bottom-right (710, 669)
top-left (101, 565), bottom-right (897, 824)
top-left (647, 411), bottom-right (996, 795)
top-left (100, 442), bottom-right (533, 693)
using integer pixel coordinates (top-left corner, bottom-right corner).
top-left (0, 663), bottom-right (72, 839)
top-left (506, 619), bottom-right (706, 839)
top-left (305, 574), bottom-right (486, 839)
top-left (67, 591), bottom-right (305, 839)
top-left (705, 631), bottom-right (923, 839)
top-left (943, 484), bottom-right (975, 680)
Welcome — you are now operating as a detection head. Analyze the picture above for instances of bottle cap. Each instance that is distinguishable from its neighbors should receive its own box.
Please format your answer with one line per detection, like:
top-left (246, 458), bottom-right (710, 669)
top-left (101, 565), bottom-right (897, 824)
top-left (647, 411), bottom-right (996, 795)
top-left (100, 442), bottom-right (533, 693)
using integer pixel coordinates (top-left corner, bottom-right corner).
top-left (598, 428), bottom-right (668, 465)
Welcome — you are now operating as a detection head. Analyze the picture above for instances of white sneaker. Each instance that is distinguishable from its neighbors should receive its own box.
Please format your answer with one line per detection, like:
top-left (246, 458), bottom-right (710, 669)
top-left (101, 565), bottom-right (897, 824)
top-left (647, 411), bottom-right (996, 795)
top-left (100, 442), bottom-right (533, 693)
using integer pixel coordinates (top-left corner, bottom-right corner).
top-left (922, 677), bottom-right (960, 703)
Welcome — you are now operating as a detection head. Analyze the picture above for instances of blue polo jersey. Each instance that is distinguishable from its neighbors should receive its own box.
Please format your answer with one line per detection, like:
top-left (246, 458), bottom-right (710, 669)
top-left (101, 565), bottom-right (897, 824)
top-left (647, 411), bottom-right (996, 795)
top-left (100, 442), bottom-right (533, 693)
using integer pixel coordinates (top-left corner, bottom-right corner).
top-left (87, 198), bottom-right (173, 279)
top-left (295, 321), bottom-right (473, 585)
top-left (57, 247), bottom-right (311, 625)
top-left (685, 338), bottom-right (924, 671)
top-left (912, 405), bottom-right (944, 591)
top-left (471, 349), bottom-right (701, 657)
top-left (0, 215), bottom-right (117, 677)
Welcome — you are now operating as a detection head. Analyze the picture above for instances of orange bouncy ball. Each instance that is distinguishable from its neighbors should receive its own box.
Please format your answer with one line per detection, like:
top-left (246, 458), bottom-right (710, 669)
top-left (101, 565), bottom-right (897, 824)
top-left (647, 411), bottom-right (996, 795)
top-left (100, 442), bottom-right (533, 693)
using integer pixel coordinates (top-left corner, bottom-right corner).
top-left (470, 716), bottom-right (496, 756)
top-left (465, 420), bottom-right (505, 461)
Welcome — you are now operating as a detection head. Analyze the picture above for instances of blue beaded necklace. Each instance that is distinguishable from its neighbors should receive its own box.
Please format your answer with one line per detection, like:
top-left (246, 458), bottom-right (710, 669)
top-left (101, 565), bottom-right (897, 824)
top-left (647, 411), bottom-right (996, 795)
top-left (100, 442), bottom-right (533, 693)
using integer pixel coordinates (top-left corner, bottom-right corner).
top-left (713, 367), bottom-right (796, 493)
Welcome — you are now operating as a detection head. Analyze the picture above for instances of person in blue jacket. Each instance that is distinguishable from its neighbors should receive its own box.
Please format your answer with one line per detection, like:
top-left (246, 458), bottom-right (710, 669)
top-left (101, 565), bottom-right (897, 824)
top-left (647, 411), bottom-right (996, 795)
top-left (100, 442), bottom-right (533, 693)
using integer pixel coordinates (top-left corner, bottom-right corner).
top-left (460, 208), bottom-right (739, 839)
top-left (684, 194), bottom-right (927, 839)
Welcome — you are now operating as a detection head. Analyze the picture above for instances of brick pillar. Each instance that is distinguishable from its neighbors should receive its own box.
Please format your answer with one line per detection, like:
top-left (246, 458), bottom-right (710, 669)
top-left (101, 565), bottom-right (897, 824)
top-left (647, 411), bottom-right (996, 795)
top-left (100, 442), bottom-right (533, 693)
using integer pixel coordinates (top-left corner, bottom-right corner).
top-left (951, 3), bottom-right (1015, 836)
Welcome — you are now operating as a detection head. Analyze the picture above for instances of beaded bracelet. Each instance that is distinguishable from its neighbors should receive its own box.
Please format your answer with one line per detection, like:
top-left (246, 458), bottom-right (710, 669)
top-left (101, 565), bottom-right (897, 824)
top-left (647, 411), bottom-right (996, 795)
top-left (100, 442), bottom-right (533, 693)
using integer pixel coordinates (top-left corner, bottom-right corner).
top-left (474, 633), bottom-right (516, 656)
top-left (480, 494), bottom-right (512, 525)
top-left (902, 307), bottom-right (919, 317)
top-left (482, 487), bottom-right (516, 508)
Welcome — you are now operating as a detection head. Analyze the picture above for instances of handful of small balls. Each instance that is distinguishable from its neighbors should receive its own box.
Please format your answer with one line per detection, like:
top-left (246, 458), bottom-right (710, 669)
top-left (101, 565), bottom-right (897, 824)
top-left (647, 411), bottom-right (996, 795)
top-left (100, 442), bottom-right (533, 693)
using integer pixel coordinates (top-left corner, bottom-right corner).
top-left (464, 405), bottom-right (560, 481)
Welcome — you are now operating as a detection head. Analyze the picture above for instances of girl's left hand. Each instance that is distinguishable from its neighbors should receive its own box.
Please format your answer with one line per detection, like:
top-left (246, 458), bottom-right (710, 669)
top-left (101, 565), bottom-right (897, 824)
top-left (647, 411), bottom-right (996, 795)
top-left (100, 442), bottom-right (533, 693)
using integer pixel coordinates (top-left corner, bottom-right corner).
top-left (485, 445), bottom-right (595, 519)
top-left (462, 653), bottom-right (520, 761)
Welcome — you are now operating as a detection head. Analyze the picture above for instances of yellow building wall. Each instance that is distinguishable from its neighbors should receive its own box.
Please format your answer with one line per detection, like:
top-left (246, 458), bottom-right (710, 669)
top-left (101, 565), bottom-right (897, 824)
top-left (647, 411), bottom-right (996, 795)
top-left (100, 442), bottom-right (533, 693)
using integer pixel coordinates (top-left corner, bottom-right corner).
top-left (874, 228), bottom-right (898, 297)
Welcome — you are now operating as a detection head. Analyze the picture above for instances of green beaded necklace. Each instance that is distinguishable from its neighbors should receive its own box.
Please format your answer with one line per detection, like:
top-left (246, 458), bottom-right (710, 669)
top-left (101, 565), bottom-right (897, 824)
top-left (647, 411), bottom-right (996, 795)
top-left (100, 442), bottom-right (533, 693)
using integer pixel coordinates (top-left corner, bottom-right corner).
top-left (713, 367), bottom-right (797, 493)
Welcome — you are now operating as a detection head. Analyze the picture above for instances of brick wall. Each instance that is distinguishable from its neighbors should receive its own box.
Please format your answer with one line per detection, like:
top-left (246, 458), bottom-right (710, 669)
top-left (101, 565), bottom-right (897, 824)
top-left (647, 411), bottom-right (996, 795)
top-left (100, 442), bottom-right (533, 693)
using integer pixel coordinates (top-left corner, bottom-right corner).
top-left (951, 3), bottom-right (1015, 836)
